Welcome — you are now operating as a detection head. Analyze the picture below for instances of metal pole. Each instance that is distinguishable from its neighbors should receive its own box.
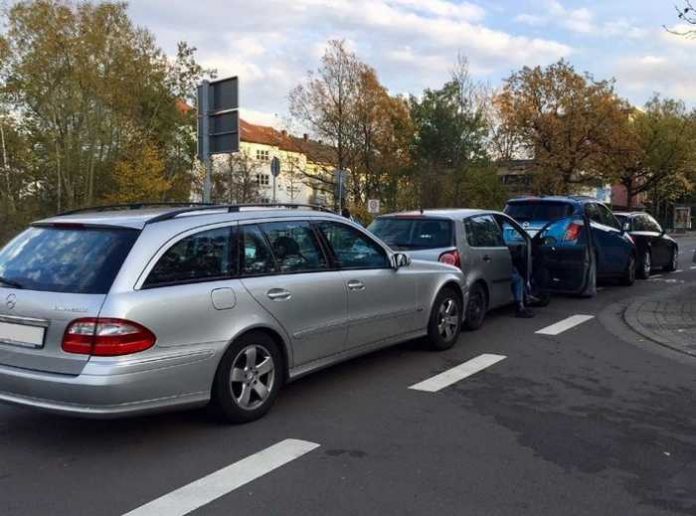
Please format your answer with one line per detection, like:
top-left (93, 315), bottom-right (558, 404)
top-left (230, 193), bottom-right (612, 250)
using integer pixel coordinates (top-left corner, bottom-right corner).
top-left (273, 175), bottom-right (277, 204)
top-left (201, 80), bottom-right (212, 203)
top-left (337, 170), bottom-right (343, 214)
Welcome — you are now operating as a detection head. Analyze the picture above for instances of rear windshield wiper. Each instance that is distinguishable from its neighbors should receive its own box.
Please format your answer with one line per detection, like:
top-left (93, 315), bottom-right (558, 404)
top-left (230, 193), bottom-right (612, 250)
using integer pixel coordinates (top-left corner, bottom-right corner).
top-left (0, 276), bottom-right (24, 289)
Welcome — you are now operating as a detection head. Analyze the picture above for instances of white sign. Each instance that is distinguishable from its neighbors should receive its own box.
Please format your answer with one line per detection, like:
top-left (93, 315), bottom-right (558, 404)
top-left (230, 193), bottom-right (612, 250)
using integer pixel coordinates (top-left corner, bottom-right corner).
top-left (367, 199), bottom-right (380, 214)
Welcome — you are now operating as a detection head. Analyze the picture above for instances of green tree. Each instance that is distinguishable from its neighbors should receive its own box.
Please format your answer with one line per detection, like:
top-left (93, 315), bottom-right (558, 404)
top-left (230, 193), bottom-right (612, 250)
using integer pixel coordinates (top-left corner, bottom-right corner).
top-left (104, 141), bottom-right (171, 204)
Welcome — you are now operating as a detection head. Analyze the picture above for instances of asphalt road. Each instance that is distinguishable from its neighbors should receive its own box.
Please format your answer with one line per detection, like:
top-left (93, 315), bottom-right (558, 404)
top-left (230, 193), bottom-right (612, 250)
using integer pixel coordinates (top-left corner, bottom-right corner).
top-left (2, 236), bottom-right (696, 516)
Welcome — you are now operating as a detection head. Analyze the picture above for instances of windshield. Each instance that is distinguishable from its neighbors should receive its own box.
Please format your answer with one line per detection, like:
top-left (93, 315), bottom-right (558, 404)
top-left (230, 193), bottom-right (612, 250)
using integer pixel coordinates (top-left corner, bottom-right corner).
top-left (0, 225), bottom-right (139, 294)
top-left (368, 218), bottom-right (453, 250)
top-left (504, 201), bottom-right (574, 224)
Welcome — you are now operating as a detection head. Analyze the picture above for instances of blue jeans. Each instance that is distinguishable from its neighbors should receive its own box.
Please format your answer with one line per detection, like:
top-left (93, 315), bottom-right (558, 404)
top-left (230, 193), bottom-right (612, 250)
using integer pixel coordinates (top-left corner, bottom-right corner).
top-left (511, 269), bottom-right (524, 303)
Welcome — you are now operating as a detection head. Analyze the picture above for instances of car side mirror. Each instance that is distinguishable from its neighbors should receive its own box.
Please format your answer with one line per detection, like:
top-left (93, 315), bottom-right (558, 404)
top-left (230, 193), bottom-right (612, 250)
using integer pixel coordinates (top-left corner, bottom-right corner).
top-left (392, 253), bottom-right (411, 269)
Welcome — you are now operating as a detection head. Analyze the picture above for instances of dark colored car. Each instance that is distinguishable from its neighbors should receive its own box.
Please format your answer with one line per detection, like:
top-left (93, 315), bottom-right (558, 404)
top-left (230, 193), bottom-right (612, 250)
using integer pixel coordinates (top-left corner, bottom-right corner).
top-left (614, 212), bottom-right (678, 278)
top-left (504, 196), bottom-right (637, 297)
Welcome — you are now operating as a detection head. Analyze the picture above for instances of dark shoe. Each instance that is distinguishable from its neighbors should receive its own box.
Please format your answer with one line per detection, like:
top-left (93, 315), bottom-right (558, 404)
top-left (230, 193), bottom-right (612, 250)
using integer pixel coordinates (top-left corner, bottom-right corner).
top-left (515, 306), bottom-right (535, 318)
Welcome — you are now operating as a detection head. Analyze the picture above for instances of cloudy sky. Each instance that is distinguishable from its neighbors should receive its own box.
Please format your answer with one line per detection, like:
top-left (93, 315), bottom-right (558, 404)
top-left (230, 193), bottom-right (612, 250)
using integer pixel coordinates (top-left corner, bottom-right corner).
top-left (128, 0), bottom-right (696, 128)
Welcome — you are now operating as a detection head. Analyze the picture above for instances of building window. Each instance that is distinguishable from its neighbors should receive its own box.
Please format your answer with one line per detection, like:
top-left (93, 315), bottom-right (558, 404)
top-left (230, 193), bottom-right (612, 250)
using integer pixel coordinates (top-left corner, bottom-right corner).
top-left (256, 174), bottom-right (270, 186)
top-left (256, 149), bottom-right (270, 161)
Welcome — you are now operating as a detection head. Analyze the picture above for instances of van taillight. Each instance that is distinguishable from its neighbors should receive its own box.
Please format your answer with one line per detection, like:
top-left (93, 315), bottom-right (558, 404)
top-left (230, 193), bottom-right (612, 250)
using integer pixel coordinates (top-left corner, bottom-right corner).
top-left (564, 222), bottom-right (583, 242)
top-left (439, 250), bottom-right (461, 268)
top-left (62, 318), bottom-right (156, 356)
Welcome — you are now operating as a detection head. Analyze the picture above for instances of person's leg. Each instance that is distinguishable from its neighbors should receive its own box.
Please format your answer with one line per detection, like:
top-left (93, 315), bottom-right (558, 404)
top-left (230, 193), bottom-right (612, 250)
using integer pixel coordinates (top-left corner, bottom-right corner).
top-left (512, 268), bottom-right (534, 318)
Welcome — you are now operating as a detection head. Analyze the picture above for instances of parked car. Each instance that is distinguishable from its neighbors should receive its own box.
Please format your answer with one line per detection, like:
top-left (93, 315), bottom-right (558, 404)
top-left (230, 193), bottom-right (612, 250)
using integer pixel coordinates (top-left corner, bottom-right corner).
top-left (368, 209), bottom-right (547, 330)
top-left (504, 196), bottom-right (637, 296)
top-left (613, 212), bottom-right (679, 278)
top-left (0, 204), bottom-right (464, 422)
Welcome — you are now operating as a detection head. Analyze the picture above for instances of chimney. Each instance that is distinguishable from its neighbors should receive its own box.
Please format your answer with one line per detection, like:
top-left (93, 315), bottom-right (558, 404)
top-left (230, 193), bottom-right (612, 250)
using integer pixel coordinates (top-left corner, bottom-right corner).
top-left (303, 133), bottom-right (308, 141)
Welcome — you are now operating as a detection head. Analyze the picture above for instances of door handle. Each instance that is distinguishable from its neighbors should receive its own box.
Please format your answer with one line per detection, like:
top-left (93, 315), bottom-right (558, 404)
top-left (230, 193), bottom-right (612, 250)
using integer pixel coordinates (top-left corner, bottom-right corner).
top-left (482, 255), bottom-right (492, 263)
top-left (347, 280), bottom-right (365, 291)
top-left (266, 288), bottom-right (291, 301)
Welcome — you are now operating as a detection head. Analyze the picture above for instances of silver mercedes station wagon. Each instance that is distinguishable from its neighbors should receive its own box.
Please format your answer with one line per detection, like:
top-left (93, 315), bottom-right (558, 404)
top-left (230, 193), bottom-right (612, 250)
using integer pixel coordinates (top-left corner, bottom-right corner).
top-left (0, 204), bottom-right (464, 423)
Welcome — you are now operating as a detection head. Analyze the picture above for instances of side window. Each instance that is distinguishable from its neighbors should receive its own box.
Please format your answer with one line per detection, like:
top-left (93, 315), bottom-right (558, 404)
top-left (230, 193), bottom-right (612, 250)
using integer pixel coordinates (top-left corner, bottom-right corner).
top-left (585, 203), bottom-right (602, 224)
top-left (145, 226), bottom-right (236, 287)
top-left (646, 215), bottom-right (662, 233)
top-left (317, 221), bottom-right (390, 269)
top-left (632, 216), bottom-right (646, 231)
top-left (465, 215), bottom-right (505, 247)
top-left (598, 205), bottom-right (620, 230)
top-left (261, 221), bottom-right (327, 273)
top-left (241, 225), bottom-right (276, 276)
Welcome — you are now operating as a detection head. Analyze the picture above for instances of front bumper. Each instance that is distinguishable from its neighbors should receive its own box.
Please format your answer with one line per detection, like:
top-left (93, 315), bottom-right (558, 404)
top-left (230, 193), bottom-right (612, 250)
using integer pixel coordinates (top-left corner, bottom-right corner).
top-left (0, 347), bottom-right (220, 418)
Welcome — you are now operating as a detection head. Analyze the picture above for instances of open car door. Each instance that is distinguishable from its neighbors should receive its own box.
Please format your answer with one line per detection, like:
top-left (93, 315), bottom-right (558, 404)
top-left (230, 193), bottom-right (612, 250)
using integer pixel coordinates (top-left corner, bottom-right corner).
top-left (531, 215), bottom-right (595, 296)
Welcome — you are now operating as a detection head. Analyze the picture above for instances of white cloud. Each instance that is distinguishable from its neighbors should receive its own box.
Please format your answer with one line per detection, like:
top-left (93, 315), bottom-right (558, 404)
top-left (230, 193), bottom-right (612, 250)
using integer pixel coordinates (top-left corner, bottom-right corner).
top-left (615, 54), bottom-right (696, 102)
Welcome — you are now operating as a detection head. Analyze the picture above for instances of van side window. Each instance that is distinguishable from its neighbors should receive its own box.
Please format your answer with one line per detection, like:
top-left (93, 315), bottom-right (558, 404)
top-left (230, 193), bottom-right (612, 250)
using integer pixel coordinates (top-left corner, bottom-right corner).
top-left (145, 227), bottom-right (237, 287)
top-left (465, 215), bottom-right (505, 247)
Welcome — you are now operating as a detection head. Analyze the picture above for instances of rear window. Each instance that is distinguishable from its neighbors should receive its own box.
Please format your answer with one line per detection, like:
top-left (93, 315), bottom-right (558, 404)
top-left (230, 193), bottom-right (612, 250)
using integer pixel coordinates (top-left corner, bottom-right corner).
top-left (0, 225), bottom-right (138, 294)
top-left (504, 201), bottom-right (574, 223)
top-left (368, 218), bottom-right (453, 250)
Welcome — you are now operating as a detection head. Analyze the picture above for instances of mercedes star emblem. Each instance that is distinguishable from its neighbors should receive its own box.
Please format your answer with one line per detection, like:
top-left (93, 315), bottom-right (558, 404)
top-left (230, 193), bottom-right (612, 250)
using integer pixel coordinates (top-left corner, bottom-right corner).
top-left (6, 293), bottom-right (16, 310)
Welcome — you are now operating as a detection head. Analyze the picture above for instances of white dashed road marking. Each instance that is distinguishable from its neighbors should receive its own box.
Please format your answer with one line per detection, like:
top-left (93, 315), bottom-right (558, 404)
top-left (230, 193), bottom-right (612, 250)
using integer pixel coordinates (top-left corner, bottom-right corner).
top-left (652, 274), bottom-right (664, 278)
top-left (409, 353), bottom-right (506, 392)
top-left (535, 315), bottom-right (595, 336)
top-left (123, 439), bottom-right (320, 516)
top-left (674, 270), bottom-right (683, 273)
top-left (690, 266), bottom-right (696, 270)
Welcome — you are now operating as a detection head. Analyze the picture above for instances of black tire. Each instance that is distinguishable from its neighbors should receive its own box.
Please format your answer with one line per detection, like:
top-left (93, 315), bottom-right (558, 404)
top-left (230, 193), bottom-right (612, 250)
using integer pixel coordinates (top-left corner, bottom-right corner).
top-left (637, 249), bottom-right (651, 280)
top-left (620, 254), bottom-right (636, 286)
top-left (426, 287), bottom-right (462, 351)
top-left (210, 331), bottom-right (283, 424)
top-left (663, 247), bottom-right (678, 272)
top-left (463, 282), bottom-right (487, 331)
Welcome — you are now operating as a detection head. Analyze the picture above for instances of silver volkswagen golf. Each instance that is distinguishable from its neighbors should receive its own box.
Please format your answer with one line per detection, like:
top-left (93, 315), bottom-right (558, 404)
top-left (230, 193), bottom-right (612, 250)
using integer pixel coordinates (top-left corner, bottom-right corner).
top-left (0, 204), bottom-right (464, 422)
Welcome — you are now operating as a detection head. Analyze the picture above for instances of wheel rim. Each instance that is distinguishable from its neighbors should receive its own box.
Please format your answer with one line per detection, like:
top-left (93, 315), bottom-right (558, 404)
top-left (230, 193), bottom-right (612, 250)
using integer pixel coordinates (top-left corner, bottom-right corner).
top-left (629, 256), bottom-right (635, 282)
top-left (467, 290), bottom-right (484, 325)
top-left (673, 250), bottom-right (678, 269)
top-left (437, 297), bottom-right (459, 340)
top-left (230, 344), bottom-right (275, 411)
top-left (643, 252), bottom-right (651, 275)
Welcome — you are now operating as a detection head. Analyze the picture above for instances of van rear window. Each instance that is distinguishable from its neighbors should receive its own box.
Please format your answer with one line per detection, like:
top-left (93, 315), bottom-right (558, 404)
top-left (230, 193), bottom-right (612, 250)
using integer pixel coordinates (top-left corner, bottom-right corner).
top-left (0, 226), bottom-right (138, 294)
top-left (368, 218), bottom-right (453, 250)
top-left (504, 202), bottom-right (574, 223)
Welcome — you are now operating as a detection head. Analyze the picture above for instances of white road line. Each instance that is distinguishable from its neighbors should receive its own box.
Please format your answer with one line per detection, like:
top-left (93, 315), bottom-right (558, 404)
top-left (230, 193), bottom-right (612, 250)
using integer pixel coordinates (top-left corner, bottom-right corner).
top-left (652, 274), bottom-right (664, 278)
top-left (690, 266), bottom-right (696, 270)
top-left (123, 439), bottom-right (320, 516)
top-left (674, 269), bottom-right (683, 273)
top-left (535, 315), bottom-right (594, 336)
top-left (409, 353), bottom-right (506, 393)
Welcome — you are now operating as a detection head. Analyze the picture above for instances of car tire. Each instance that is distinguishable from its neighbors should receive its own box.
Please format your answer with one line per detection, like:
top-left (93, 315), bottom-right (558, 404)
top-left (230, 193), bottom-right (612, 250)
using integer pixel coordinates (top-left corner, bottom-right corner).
top-left (579, 259), bottom-right (597, 298)
top-left (620, 254), bottom-right (636, 286)
top-left (463, 282), bottom-right (487, 331)
top-left (663, 247), bottom-right (678, 272)
top-left (637, 249), bottom-right (651, 280)
top-left (210, 331), bottom-right (283, 424)
top-left (426, 287), bottom-right (462, 351)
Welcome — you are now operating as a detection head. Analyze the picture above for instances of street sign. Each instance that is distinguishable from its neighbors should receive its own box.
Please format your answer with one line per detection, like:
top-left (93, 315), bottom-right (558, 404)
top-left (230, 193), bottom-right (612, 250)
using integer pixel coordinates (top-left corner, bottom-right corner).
top-left (367, 199), bottom-right (381, 214)
top-left (197, 76), bottom-right (240, 202)
top-left (271, 157), bottom-right (281, 177)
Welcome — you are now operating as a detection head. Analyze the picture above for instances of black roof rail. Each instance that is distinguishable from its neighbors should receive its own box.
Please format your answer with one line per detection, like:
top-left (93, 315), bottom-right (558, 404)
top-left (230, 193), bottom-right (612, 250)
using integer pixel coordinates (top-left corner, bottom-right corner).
top-left (145, 203), bottom-right (335, 224)
top-left (58, 202), bottom-right (214, 216)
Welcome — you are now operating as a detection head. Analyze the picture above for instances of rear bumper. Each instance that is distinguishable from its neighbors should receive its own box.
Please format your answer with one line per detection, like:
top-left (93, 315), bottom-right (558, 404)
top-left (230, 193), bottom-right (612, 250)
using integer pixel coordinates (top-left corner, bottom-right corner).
top-left (0, 347), bottom-right (220, 418)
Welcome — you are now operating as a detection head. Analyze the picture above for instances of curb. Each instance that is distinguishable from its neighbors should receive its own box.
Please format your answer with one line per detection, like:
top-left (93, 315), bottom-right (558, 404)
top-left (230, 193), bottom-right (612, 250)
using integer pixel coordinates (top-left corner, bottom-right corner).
top-left (622, 282), bottom-right (696, 358)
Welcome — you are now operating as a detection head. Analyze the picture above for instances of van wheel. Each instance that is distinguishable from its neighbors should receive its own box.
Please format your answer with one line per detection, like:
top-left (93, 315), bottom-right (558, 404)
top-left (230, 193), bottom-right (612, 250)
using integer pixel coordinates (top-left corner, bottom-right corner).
top-left (620, 255), bottom-right (636, 286)
top-left (637, 250), bottom-right (651, 280)
top-left (463, 283), bottom-right (487, 331)
top-left (211, 331), bottom-right (283, 424)
top-left (426, 288), bottom-right (462, 351)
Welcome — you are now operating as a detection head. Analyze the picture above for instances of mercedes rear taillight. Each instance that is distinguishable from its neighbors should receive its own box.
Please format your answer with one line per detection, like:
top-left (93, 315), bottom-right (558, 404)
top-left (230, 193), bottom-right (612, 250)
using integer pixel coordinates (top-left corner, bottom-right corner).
top-left (62, 318), bottom-right (156, 356)
top-left (564, 222), bottom-right (583, 242)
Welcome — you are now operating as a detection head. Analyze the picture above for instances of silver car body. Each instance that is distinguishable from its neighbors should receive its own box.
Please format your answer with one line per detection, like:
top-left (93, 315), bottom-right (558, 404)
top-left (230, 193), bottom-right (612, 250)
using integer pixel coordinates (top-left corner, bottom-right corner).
top-left (0, 207), bottom-right (463, 417)
top-left (369, 209), bottom-right (532, 311)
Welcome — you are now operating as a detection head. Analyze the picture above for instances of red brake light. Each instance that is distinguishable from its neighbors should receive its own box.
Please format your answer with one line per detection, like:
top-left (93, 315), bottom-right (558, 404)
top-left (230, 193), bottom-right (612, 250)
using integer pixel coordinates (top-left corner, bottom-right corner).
top-left (564, 222), bottom-right (583, 241)
top-left (439, 250), bottom-right (461, 268)
top-left (62, 318), bottom-right (156, 356)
